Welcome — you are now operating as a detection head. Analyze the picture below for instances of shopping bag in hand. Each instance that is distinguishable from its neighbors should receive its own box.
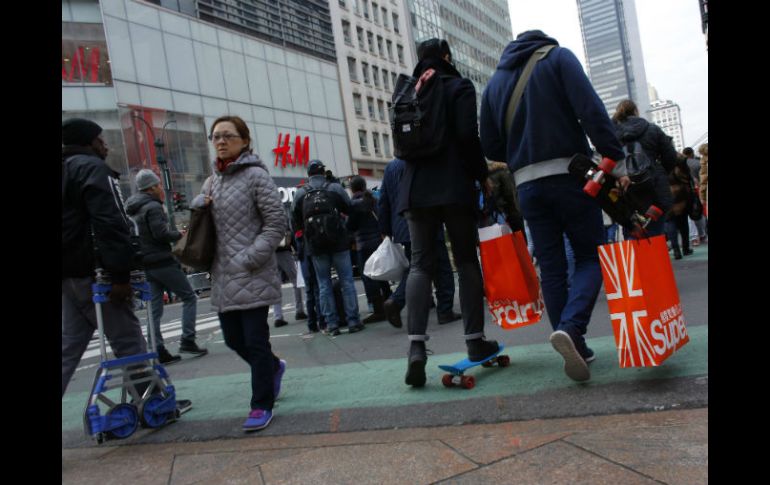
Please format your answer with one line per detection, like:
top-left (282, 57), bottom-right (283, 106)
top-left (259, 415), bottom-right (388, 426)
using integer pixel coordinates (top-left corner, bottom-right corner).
top-left (479, 224), bottom-right (544, 329)
top-left (363, 236), bottom-right (409, 281)
top-left (598, 235), bottom-right (689, 367)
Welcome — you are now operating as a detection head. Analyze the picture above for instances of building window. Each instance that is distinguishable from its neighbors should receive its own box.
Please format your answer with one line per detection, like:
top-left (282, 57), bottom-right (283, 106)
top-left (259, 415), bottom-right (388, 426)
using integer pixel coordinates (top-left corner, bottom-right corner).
top-left (377, 99), bottom-right (385, 121)
top-left (348, 57), bottom-right (358, 82)
top-left (397, 44), bottom-right (404, 64)
top-left (367, 31), bottom-right (375, 54)
top-left (391, 72), bottom-right (397, 89)
top-left (359, 130), bottom-right (369, 153)
top-left (382, 69), bottom-right (389, 90)
top-left (372, 2), bottom-right (379, 23)
top-left (62, 22), bottom-right (113, 85)
top-left (377, 35), bottom-right (385, 57)
top-left (393, 12), bottom-right (399, 32)
top-left (367, 96), bottom-right (376, 119)
top-left (339, 0), bottom-right (347, 9)
top-left (386, 40), bottom-right (393, 61)
top-left (383, 133), bottom-right (391, 157)
top-left (353, 93), bottom-right (363, 117)
top-left (361, 62), bottom-right (370, 84)
top-left (342, 21), bottom-right (352, 45)
top-left (353, 0), bottom-right (360, 15)
top-left (362, 0), bottom-right (370, 19)
top-left (372, 132), bottom-right (381, 156)
top-left (382, 7), bottom-right (389, 28)
top-left (372, 66), bottom-right (380, 87)
top-left (357, 27), bottom-right (365, 50)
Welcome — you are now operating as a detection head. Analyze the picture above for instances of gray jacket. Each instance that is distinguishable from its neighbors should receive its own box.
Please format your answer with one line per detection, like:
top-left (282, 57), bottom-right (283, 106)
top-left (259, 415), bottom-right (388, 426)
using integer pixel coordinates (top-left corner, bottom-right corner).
top-left (125, 192), bottom-right (182, 268)
top-left (202, 152), bottom-right (287, 313)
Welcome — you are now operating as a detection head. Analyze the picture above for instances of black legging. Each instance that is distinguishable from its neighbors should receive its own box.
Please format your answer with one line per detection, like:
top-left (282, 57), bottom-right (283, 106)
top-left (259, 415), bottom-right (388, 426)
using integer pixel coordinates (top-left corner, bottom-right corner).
top-left (665, 213), bottom-right (690, 252)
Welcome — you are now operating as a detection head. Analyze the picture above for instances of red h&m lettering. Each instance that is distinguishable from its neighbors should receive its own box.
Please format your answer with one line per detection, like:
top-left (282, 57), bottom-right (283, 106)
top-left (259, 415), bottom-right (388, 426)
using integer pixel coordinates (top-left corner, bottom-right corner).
top-left (63, 46), bottom-right (100, 83)
top-left (273, 133), bottom-right (310, 168)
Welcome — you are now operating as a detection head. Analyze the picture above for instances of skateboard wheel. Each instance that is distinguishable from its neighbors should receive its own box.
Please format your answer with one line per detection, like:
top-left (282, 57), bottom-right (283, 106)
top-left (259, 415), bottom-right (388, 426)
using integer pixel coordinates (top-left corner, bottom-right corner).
top-left (497, 355), bottom-right (511, 367)
top-left (584, 180), bottom-right (601, 197)
top-left (598, 158), bottom-right (616, 173)
top-left (646, 205), bottom-right (663, 221)
top-left (481, 361), bottom-right (493, 368)
top-left (442, 374), bottom-right (454, 387)
top-left (462, 375), bottom-right (475, 390)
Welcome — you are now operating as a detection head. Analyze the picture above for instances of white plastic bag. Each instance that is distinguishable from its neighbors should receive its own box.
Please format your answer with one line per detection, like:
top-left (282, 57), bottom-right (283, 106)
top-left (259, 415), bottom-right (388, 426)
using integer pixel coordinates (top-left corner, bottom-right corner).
top-left (364, 237), bottom-right (409, 281)
top-left (295, 261), bottom-right (305, 288)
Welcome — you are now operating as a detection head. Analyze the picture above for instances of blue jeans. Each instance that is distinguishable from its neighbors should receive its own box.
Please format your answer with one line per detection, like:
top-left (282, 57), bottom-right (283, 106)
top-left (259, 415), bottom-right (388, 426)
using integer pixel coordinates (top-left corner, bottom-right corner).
top-left (391, 240), bottom-right (455, 315)
top-left (517, 175), bottom-right (604, 341)
top-left (218, 307), bottom-right (279, 411)
top-left (146, 261), bottom-right (197, 349)
top-left (312, 250), bottom-right (360, 329)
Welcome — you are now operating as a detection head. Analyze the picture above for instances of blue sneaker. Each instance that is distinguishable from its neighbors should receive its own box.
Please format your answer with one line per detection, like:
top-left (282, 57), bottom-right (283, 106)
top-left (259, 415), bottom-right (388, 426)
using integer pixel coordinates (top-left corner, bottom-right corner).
top-left (274, 359), bottom-right (287, 399)
top-left (243, 409), bottom-right (273, 431)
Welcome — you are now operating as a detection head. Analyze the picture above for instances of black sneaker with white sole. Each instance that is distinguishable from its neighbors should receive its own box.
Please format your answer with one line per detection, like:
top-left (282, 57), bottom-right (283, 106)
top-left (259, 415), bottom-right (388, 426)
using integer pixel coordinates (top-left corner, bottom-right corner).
top-left (176, 399), bottom-right (193, 415)
top-left (549, 330), bottom-right (590, 382)
top-left (179, 340), bottom-right (209, 356)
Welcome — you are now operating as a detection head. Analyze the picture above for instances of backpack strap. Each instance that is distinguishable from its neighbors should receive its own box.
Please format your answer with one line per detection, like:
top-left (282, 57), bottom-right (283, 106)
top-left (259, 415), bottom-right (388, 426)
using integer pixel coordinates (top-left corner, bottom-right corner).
top-left (504, 44), bottom-right (556, 138)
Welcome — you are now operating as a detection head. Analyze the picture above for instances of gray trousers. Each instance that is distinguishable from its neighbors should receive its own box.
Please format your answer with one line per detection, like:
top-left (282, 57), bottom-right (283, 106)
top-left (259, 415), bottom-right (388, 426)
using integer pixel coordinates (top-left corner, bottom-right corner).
top-left (62, 277), bottom-right (147, 397)
top-left (146, 262), bottom-right (197, 348)
top-left (273, 250), bottom-right (305, 319)
top-left (405, 205), bottom-right (485, 342)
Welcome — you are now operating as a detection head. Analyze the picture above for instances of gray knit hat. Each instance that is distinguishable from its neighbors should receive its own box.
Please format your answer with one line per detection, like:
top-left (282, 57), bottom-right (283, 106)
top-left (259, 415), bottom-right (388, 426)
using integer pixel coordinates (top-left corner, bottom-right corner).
top-left (135, 169), bottom-right (161, 191)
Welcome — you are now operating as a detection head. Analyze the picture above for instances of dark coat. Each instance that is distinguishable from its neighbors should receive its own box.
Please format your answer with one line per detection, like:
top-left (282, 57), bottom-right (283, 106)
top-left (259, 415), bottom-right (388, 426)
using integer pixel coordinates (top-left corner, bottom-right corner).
top-left (347, 191), bottom-right (381, 251)
top-left (62, 146), bottom-right (135, 283)
top-left (291, 175), bottom-right (351, 255)
top-left (378, 158), bottom-right (410, 244)
top-left (614, 116), bottom-right (679, 213)
top-left (125, 192), bottom-right (182, 268)
top-left (396, 57), bottom-right (488, 215)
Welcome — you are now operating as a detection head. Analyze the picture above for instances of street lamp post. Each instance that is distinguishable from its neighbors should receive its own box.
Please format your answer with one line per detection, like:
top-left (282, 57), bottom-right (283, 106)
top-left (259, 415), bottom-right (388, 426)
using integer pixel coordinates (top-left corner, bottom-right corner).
top-left (131, 114), bottom-right (177, 227)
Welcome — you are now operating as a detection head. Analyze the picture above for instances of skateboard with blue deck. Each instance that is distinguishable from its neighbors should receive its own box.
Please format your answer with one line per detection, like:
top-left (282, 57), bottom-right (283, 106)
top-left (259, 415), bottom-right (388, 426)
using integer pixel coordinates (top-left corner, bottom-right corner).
top-left (438, 344), bottom-right (509, 389)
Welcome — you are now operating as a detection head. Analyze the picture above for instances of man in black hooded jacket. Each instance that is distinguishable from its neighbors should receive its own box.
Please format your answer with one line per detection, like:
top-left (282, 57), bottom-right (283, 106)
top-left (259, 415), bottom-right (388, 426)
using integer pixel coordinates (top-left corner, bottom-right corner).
top-left (397, 39), bottom-right (498, 388)
top-left (61, 118), bottom-right (191, 413)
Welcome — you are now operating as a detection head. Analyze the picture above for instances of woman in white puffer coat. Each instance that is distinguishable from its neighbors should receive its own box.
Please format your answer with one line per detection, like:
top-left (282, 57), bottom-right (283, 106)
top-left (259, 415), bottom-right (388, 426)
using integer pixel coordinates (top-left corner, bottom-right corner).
top-left (196, 115), bottom-right (287, 432)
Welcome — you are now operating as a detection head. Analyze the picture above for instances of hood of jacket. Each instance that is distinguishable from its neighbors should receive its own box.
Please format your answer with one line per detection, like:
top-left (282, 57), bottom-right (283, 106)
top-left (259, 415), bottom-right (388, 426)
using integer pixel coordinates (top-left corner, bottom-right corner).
top-left (412, 55), bottom-right (462, 79)
top-left (212, 151), bottom-right (267, 176)
top-left (497, 30), bottom-right (559, 71)
top-left (614, 116), bottom-right (650, 142)
top-left (125, 191), bottom-right (158, 216)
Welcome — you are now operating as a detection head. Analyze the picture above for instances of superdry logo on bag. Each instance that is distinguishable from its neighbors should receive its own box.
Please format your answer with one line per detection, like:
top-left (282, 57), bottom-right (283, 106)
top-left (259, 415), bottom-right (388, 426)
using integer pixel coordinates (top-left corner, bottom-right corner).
top-left (598, 236), bottom-right (689, 367)
top-left (489, 291), bottom-right (545, 327)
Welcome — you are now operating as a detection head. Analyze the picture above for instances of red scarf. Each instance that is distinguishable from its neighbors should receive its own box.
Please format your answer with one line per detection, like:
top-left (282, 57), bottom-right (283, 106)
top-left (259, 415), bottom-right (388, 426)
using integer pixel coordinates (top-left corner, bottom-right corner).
top-left (215, 156), bottom-right (238, 173)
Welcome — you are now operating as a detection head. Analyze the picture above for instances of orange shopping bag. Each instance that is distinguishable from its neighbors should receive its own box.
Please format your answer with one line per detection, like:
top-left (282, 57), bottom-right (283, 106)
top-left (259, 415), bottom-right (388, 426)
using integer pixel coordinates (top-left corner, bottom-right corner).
top-left (598, 235), bottom-right (689, 368)
top-left (479, 224), bottom-right (544, 329)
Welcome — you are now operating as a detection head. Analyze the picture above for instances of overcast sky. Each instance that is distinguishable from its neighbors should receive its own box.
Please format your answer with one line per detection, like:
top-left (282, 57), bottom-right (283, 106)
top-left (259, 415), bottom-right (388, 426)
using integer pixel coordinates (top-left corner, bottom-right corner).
top-left (506, 0), bottom-right (708, 148)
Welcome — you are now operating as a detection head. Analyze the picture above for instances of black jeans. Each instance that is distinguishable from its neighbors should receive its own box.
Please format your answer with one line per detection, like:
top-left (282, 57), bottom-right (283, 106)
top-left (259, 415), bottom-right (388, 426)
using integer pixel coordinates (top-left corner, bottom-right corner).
top-left (405, 205), bottom-right (484, 342)
top-left (665, 213), bottom-right (690, 252)
top-left (218, 307), bottom-right (279, 411)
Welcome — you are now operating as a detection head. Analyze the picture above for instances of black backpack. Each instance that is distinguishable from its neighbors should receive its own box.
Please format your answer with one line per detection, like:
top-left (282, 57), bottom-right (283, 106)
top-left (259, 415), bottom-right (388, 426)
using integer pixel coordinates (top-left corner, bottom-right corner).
top-left (390, 71), bottom-right (449, 161)
top-left (302, 182), bottom-right (345, 253)
top-left (621, 131), bottom-right (655, 191)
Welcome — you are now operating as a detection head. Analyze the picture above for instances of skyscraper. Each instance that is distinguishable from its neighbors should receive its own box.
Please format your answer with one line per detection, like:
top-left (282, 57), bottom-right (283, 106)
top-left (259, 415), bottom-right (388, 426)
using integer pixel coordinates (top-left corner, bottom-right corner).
top-left (405, 0), bottom-right (512, 109)
top-left (576, 0), bottom-right (650, 118)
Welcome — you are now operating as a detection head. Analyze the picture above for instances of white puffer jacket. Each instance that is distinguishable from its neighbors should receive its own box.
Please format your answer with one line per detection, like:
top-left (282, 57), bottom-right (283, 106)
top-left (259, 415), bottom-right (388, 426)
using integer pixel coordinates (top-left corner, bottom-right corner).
top-left (202, 152), bottom-right (286, 313)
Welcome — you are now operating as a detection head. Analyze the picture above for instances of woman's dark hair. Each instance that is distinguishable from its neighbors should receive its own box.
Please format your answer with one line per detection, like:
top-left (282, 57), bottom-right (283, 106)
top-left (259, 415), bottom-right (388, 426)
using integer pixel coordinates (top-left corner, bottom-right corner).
top-left (350, 175), bottom-right (367, 193)
top-left (611, 99), bottom-right (639, 124)
top-left (210, 115), bottom-right (252, 152)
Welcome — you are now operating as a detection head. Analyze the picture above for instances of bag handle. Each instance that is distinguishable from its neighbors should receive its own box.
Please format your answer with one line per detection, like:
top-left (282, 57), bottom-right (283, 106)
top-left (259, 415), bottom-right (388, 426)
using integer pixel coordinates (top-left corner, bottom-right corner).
top-left (504, 45), bottom-right (555, 138)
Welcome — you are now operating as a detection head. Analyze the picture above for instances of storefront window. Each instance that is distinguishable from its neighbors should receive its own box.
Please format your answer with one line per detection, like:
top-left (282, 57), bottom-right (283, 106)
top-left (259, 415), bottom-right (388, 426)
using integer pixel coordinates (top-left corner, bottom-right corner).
top-left (62, 22), bottom-right (113, 85)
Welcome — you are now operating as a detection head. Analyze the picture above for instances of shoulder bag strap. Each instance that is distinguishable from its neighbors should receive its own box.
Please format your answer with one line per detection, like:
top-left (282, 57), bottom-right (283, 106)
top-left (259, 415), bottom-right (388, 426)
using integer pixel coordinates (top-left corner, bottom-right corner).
top-left (504, 44), bottom-right (556, 138)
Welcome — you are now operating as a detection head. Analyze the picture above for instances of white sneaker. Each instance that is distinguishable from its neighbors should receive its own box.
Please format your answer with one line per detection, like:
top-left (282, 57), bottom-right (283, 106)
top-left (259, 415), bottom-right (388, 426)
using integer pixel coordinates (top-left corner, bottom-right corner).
top-left (549, 331), bottom-right (590, 382)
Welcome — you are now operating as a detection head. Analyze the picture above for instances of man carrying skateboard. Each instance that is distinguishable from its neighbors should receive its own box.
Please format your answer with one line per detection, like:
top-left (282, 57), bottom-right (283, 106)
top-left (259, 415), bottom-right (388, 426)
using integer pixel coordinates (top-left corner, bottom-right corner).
top-left (479, 30), bottom-right (627, 382)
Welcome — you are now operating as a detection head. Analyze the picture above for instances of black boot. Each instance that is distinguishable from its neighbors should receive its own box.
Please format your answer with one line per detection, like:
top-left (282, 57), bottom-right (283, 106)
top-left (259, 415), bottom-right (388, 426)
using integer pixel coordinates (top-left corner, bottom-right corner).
top-left (467, 338), bottom-right (500, 362)
top-left (405, 340), bottom-right (427, 387)
top-left (673, 248), bottom-right (683, 260)
top-left (383, 298), bottom-right (403, 328)
top-left (362, 295), bottom-right (387, 324)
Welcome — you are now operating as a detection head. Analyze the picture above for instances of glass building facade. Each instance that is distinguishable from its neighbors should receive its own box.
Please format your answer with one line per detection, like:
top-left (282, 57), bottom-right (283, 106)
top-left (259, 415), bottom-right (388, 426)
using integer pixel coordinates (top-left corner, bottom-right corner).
top-left (405, 0), bottom-right (512, 109)
top-left (63, 0), bottom-right (351, 219)
top-left (576, 0), bottom-right (650, 117)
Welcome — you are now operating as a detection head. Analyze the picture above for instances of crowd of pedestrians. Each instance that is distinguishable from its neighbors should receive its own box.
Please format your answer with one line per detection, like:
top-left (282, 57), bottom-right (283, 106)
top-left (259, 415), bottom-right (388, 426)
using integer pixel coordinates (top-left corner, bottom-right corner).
top-left (63, 33), bottom-right (707, 433)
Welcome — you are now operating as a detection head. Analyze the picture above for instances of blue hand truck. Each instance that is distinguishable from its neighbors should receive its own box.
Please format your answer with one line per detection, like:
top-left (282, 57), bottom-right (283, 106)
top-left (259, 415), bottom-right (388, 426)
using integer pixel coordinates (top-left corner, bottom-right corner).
top-left (83, 269), bottom-right (183, 444)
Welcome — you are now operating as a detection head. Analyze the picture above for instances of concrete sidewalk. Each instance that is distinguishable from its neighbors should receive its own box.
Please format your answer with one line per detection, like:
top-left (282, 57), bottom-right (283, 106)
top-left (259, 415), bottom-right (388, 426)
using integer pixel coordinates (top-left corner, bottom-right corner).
top-left (62, 407), bottom-right (707, 484)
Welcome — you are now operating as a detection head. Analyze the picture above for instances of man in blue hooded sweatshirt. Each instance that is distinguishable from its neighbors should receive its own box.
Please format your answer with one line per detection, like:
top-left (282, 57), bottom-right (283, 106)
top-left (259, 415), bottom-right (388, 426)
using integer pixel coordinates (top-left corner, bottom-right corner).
top-left (479, 30), bottom-right (628, 382)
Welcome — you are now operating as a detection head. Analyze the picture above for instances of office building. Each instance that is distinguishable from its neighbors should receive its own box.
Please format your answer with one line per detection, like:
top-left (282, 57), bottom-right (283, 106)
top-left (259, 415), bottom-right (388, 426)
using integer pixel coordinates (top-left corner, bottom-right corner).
top-left (576, 0), bottom-right (650, 117)
top-left (649, 98), bottom-right (684, 153)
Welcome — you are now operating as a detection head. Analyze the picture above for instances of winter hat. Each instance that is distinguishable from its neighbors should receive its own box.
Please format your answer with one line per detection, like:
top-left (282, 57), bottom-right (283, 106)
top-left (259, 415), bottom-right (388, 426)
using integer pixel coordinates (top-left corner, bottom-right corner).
top-left (135, 169), bottom-right (161, 191)
top-left (417, 38), bottom-right (452, 62)
top-left (307, 159), bottom-right (326, 176)
top-left (62, 118), bottom-right (103, 146)
top-left (350, 175), bottom-right (366, 193)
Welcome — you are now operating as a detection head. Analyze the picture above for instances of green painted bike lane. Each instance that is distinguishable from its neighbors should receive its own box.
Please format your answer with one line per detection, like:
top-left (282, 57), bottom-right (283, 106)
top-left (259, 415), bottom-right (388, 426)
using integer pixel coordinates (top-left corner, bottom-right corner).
top-left (61, 324), bottom-right (708, 431)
